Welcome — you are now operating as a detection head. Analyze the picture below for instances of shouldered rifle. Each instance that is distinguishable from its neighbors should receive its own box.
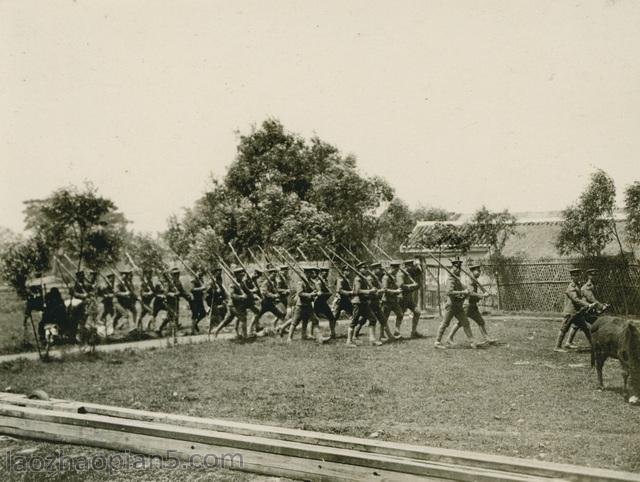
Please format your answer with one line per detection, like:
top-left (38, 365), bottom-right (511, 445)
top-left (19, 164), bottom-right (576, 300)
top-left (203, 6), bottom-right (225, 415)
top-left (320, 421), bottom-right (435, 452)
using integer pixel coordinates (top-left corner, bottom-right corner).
top-left (373, 243), bottom-right (419, 285)
top-left (211, 252), bottom-right (243, 289)
top-left (247, 247), bottom-right (277, 291)
top-left (228, 242), bottom-right (262, 298)
top-left (325, 246), bottom-right (368, 280)
top-left (273, 247), bottom-right (312, 286)
top-left (360, 242), bottom-right (394, 279)
top-left (257, 245), bottom-right (289, 286)
top-left (316, 244), bottom-right (346, 279)
top-left (459, 257), bottom-right (490, 295)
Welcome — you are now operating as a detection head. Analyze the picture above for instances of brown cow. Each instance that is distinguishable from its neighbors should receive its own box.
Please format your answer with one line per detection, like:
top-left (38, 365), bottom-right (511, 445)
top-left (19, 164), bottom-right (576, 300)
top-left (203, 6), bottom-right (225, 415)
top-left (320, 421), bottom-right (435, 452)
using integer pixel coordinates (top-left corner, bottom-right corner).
top-left (591, 315), bottom-right (640, 404)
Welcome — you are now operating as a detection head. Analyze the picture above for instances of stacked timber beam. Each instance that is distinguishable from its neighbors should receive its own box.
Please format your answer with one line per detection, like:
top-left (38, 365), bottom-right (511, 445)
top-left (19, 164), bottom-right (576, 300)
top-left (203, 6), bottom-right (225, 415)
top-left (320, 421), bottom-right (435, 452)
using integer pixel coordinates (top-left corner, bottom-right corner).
top-left (0, 393), bottom-right (638, 481)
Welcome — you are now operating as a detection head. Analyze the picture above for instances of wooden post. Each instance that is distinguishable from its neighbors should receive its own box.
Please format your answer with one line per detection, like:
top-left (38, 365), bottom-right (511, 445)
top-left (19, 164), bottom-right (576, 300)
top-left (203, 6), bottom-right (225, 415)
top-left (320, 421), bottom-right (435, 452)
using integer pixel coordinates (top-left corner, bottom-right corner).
top-left (495, 269), bottom-right (502, 311)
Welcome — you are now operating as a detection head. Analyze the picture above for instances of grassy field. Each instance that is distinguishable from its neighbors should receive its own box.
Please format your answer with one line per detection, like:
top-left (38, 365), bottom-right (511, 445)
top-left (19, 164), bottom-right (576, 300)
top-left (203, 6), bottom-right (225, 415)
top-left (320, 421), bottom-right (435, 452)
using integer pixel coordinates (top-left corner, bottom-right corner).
top-left (1, 313), bottom-right (640, 480)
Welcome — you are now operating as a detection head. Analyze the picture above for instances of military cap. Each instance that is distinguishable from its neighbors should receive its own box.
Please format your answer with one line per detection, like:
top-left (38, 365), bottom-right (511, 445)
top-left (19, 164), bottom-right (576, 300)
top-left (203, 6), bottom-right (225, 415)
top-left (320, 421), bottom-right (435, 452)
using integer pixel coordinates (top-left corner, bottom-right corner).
top-left (232, 266), bottom-right (244, 275)
top-left (279, 265), bottom-right (289, 271)
top-left (370, 262), bottom-right (382, 269)
top-left (320, 267), bottom-right (330, 272)
top-left (586, 268), bottom-right (598, 275)
top-left (389, 260), bottom-right (401, 267)
top-left (106, 273), bottom-right (116, 278)
top-left (75, 270), bottom-right (85, 276)
top-left (469, 263), bottom-right (482, 271)
top-left (267, 266), bottom-right (278, 273)
top-left (403, 260), bottom-right (415, 266)
top-left (356, 261), bottom-right (368, 269)
top-left (120, 269), bottom-right (132, 275)
top-left (169, 267), bottom-right (180, 275)
top-left (212, 266), bottom-right (223, 272)
top-left (450, 260), bottom-right (463, 267)
top-left (303, 266), bottom-right (317, 273)
top-left (569, 268), bottom-right (582, 275)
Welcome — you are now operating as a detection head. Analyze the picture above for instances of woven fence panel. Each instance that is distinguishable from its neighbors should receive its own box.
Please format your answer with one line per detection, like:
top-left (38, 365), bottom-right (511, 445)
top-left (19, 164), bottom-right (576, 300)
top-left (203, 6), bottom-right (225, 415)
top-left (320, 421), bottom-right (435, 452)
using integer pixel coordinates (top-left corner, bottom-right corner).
top-left (489, 258), bottom-right (640, 314)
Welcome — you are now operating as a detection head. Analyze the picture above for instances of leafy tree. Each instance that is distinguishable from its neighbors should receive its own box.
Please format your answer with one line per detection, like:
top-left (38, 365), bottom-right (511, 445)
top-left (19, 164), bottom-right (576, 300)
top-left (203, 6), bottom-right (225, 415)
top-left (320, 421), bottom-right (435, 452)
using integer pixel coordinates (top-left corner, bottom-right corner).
top-left (469, 206), bottom-right (518, 256)
top-left (0, 235), bottom-right (49, 298)
top-left (625, 181), bottom-right (640, 248)
top-left (412, 205), bottom-right (458, 222)
top-left (419, 223), bottom-right (472, 254)
top-left (167, 118), bottom-right (394, 260)
top-left (23, 184), bottom-right (127, 272)
top-left (556, 169), bottom-right (623, 257)
top-left (126, 233), bottom-right (168, 274)
top-left (376, 198), bottom-right (414, 256)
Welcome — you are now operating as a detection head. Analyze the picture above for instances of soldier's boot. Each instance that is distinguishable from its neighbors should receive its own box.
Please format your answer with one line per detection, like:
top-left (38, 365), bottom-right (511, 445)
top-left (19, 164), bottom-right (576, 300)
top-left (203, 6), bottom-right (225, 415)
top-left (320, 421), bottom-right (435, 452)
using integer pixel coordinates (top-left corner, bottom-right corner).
top-left (463, 325), bottom-right (482, 348)
top-left (346, 327), bottom-right (357, 347)
top-left (238, 320), bottom-right (247, 341)
top-left (328, 318), bottom-right (337, 339)
top-left (446, 324), bottom-right (460, 345)
top-left (383, 321), bottom-right (398, 341)
top-left (395, 315), bottom-right (404, 335)
top-left (479, 325), bottom-right (496, 344)
top-left (301, 320), bottom-right (310, 340)
top-left (367, 325), bottom-right (380, 346)
top-left (410, 311), bottom-right (423, 338)
top-left (554, 329), bottom-right (568, 352)
top-left (564, 326), bottom-right (578, 349)
top-left (287, 320), bottom-right (299, 342)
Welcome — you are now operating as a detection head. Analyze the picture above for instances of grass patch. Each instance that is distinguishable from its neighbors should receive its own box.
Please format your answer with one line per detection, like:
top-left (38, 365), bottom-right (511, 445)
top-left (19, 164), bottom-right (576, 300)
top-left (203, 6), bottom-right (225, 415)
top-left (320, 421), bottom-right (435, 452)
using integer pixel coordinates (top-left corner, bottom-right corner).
top-left (1, 316), bottom-right (640, 478)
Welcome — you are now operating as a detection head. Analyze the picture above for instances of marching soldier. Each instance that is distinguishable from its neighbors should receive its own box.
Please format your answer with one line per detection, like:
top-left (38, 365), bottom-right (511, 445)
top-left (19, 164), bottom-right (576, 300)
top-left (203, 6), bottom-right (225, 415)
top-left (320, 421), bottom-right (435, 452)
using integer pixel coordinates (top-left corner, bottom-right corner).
top-left (139, 269), bottom-right (156, 330)
top-left (332, 267), bottom-right (353, 320)
top-left (554, 268), bottom-right (594, 352)
top-left (254, 266), bottom-right (287, 333)
top-left (213, 267), bottom-right (249, 340)
top-left (313, 267), bottom-right (337, 339)
top-left (98, 273), bottom-right (120, 332)
top-left (206, 267), bottom-right (228, 334)
top-left (244, 269), bottom-right (263, 336)
top-left (276, 265), bottom-right (292, 318)
top-left (286, 267), bottom-right (318, 342)
top-left (404, 259), bottom-right (423, 313)
top-left (157, 269), bottom-right (181, 336)
top-left (347, 262), bottom-right (376, 347)
top-left (445, 263), bottom-right (496, 345)
top-left (434, 260), bottom-right (483, 349)
top-left (113, 270), bottom-right (137, 331)
top-left (396, 262), bottom-right (422, 338)
top-left (381, 261), bottom-right (404, 339)
top-left (84, 270), bottom-right (100, 327)
top-left (189, 274), bottom-right (208, 334)
top-left (365, 262), bottom-right (396, 344)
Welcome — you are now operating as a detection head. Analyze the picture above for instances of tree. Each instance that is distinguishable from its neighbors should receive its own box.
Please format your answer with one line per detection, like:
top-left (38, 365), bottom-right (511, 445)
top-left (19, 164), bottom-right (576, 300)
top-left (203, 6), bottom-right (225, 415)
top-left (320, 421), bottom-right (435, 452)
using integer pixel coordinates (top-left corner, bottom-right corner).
top-left (126, 233), bottom-right (168, 274)
top-left (167, 118), bottom-right (394, 259)
top-left (0, 236), bottom-right (49, 298)
top-left (411, 205), bottom-right (458, 222)
top-left (376, 198), bottom-right (414, 256)
top-left (470, 206), bottom-right (518, 256)
top-left (556, 169), bottom-right (623, 257)
top-left (625, 181), bottom-right (640, 248)
top-left (23, 184), bottom-right (128, 272)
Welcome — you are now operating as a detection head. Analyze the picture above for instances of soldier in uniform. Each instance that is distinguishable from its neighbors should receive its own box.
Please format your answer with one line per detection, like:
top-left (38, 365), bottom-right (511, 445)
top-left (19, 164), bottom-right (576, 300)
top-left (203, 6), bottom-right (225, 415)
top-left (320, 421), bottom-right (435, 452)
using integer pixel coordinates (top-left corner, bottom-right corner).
top-left (332, 267), bottom-right (353, 320)
top-left (381, 260), bottom-right (405, 339)
top-left (189, 274), bottom-right (208, 334)
top-left (84, 270), bottom-right (100, 328)
top-left (395, 262), bottom-right (422, 338)
top-left (434, 260), bottom-right (484, 349)
top-left (365, 262), bottom-right (396, 344)
top-left (138, 269), bottom-right (156, 330)
top-left (554, 268), bottom-right (595, 352)
top-left (213, 267), bottom-right (249, 340)
top-left (98, 273), bottom-right (119, 332)
top-left (206, 267), bottom-right (228, 334)
top-left (347, 262), bottom-right (376, 347)
top-left (404, 259), bottom-right (423, 314)
top-left (113, 270), bottom-right (137, 332)
top-left (276, 265), bottom-right (292, 316)
top-left (286, 267), bottom-right (318, 342)
top-left (445, 263), bottom-right (496, 345)
top-left (313, 267), bottom-right (337, 339)
top-left (245, 269), bottom-right (264, 336)
top-left (157, 269), bottom-right (181, 336)
top-left (564, 268), bottom-right (607, 349)
top-left (253, 266), bottom-right (287, 333)
top-left (68, 270), bottom-right (90, 340)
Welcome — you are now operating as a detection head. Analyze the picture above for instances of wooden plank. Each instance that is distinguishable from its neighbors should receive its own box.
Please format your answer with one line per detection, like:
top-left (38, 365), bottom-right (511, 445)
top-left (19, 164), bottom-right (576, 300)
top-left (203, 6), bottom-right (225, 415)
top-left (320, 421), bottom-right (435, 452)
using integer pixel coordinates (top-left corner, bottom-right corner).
top-left (0, 405), bottom-right (541, 482)
top-left (1, 393), bottom-right (639, 482)
top-left (0, 414), bottom-right (437, 482)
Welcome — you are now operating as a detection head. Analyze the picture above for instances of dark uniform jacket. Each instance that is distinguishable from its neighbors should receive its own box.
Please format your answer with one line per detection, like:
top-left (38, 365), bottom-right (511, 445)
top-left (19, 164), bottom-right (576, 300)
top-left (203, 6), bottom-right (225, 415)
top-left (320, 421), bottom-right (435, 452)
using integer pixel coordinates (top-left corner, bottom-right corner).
top-left (563, 281), bottom-right (590, 315)
top-left (295, 281), bottom-right (315, 308)
top-left (445, 275), bottom-right (467, 310)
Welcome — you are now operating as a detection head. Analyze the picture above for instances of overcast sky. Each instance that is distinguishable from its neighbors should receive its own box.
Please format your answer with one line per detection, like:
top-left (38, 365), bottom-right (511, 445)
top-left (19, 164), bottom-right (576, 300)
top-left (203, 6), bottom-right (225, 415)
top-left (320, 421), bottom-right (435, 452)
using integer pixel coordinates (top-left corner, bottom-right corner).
top-left (1, 0), bottom-right (639, 234)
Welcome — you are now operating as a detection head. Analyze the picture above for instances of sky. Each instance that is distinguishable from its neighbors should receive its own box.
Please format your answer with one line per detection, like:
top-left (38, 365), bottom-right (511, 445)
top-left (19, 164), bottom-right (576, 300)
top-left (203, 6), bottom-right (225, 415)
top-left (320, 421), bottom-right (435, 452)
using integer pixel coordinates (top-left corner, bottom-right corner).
top-left (1, 0), bottom-right (639, 234)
